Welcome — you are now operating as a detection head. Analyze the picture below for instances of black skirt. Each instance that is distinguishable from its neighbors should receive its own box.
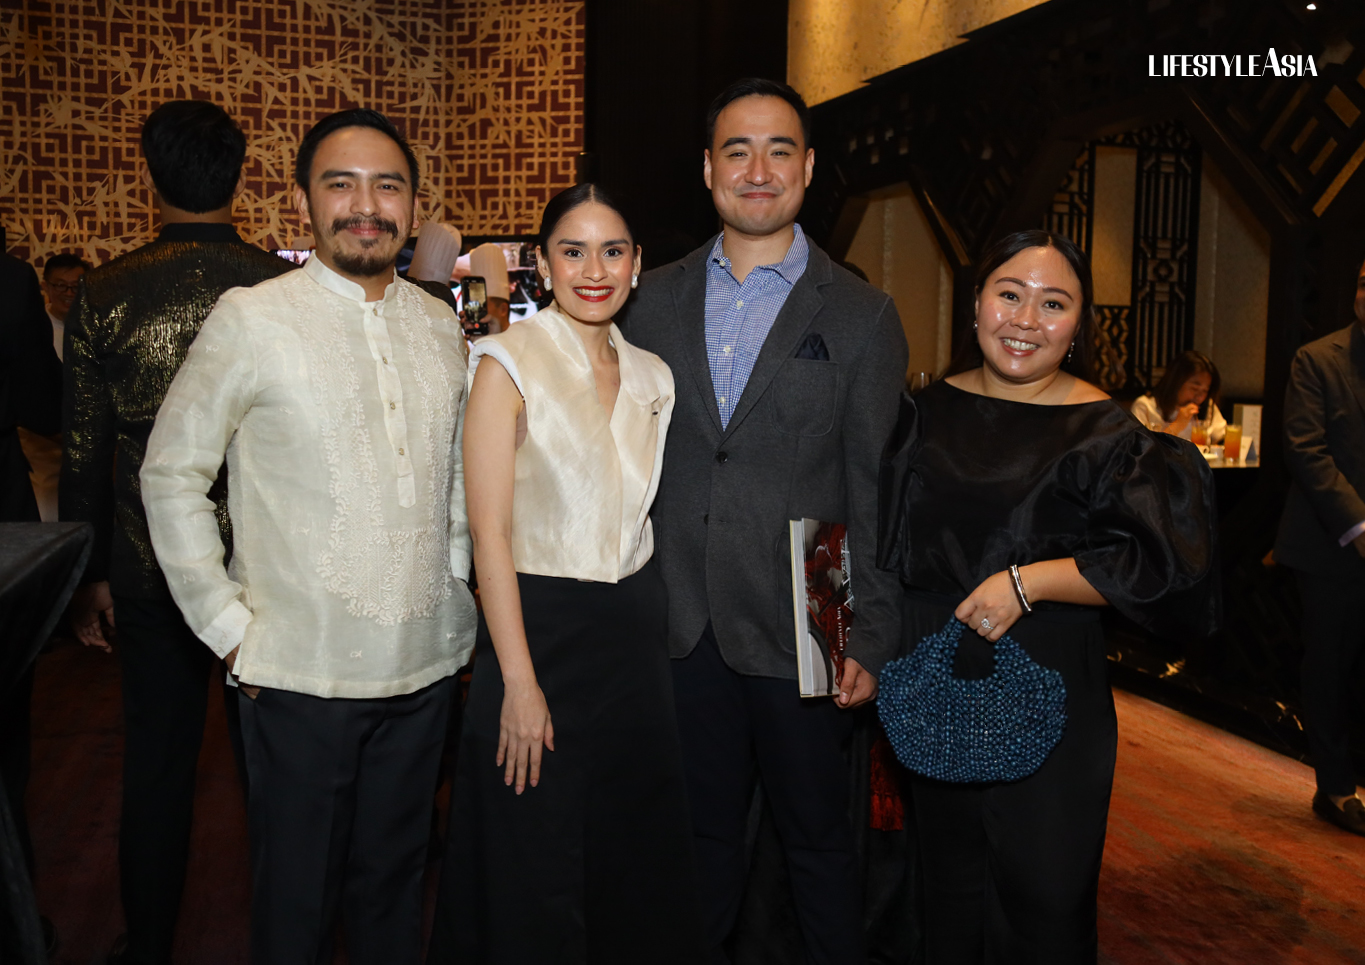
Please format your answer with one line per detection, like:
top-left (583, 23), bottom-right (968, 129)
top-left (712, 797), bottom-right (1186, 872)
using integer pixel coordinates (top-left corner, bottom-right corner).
top-left (429, 564), bottom-right (704, 964)
top-left (901, 591), bottom-right (1117, 965)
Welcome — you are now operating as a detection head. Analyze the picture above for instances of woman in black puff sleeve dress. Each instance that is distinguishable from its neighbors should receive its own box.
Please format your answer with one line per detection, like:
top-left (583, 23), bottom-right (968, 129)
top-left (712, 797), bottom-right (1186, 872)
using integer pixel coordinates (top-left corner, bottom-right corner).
top-left (878, 230), bottom-right (1219, 963)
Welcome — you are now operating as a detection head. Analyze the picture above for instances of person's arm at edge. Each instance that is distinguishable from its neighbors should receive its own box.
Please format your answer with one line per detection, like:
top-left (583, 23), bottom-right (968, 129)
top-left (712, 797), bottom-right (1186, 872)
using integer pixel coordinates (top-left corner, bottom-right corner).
top-left (448, 323), bottom-right (473, 584)
top-left (1281, 346), bottom-right (1365, 550)
top-left (840, 294), bottom-right (909, 707)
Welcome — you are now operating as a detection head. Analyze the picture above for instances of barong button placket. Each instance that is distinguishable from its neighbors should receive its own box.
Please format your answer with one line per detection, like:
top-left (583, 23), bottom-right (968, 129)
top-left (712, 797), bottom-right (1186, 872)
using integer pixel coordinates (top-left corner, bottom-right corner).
top-left (362, 301), bottom-right (417, 508)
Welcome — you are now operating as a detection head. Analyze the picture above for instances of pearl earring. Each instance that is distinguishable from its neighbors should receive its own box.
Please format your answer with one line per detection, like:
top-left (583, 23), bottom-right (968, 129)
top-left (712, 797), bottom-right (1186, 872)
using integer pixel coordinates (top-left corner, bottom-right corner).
top-left (631, 274), bottom-right (639, 289)
top-left (543, 275), bottom-right (552, 291)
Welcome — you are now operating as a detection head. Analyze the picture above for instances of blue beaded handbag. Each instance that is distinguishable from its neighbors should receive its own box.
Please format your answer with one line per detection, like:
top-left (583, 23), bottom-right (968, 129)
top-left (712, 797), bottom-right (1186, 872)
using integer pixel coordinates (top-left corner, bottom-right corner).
top-left (877, 617), bottom-right (1068, 783)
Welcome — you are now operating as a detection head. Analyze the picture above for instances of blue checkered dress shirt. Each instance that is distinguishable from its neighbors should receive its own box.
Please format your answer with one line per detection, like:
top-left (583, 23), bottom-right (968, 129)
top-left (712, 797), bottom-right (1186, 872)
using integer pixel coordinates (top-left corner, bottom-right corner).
top-left (704, 224), bottom-right (810, 428)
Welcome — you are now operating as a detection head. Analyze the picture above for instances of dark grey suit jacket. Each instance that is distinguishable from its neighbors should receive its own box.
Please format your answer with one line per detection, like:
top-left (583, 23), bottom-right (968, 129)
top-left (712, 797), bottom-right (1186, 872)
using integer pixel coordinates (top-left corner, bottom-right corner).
top-left (620, 236), bottom-right (908, 679)
top-left (1275, 321), bottom-right (1365, 579)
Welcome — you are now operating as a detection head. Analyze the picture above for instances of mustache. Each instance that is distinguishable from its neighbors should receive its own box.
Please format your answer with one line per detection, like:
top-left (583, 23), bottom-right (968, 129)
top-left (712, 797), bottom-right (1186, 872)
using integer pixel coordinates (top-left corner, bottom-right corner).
top-left (331, 215), bottom-right (400, 237)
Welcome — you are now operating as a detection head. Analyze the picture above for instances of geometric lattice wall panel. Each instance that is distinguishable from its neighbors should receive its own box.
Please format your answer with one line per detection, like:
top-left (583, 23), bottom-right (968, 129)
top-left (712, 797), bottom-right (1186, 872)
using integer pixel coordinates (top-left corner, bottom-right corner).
top-left (0, 0), bottom-right (585, 265)
top-left (1194, 1), bottom-right (1365, 219)
top-left (1044, 123), bottom-right (1202, 393)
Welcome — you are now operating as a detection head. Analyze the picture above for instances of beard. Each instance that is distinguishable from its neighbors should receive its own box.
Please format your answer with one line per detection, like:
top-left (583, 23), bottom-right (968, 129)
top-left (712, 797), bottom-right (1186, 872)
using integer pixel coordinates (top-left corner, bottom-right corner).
top-left (326, 215), bottom-right (404, 277)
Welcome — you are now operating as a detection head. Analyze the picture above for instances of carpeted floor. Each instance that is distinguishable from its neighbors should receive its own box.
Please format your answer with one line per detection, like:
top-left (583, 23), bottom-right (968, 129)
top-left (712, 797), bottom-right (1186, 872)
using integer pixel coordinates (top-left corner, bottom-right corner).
top-left (28, 636), bottom-right (252, 965)
top-left (22, 638), bottom-right (1365, 964)
top-left (1099, 690), bottom-right (1365, 964)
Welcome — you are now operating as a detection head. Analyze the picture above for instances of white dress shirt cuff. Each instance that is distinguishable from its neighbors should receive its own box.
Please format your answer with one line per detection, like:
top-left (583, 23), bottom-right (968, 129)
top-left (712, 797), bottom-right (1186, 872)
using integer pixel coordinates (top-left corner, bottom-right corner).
top-left (197, 600), bottom-right (254, 659)
top-left (1339, 520), bottom-right (1365, 548)
top-left (450, 547), bottom-right (472, 583)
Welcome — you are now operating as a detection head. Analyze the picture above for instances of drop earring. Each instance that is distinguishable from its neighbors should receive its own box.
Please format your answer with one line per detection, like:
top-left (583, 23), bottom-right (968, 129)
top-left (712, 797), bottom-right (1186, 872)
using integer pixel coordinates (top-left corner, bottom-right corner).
top-left (1066, 340), bottom-right (1075, 363)
top-left (543, 275), bottom-right (552, 291)
top-left (631, 274), bottom-right (639, 289)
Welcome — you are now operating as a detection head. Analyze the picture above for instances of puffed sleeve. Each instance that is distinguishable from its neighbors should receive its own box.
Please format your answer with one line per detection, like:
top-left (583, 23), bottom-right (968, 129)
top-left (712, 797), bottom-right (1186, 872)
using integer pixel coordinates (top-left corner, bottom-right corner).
top-left (1074, 426), bottom-right (1221, 638)
top-left (876, 390), bottom-right (921, 577)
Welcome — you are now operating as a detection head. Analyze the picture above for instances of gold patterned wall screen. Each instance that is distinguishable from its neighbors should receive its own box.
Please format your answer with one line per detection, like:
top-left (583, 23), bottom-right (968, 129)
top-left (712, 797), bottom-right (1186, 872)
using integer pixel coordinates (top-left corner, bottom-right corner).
top-left (0, 0), bottom-right (586, 265)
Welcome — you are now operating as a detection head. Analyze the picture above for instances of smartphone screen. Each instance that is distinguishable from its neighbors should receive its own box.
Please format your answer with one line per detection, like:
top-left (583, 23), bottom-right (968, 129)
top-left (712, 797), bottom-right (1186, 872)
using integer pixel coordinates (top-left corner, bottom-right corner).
top-left (462, 276), bottom-right (488, 335)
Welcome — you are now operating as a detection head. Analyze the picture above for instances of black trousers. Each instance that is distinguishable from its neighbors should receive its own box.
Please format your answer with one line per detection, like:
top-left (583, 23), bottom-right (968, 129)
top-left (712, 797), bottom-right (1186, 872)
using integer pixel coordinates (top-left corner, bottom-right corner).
top-left (0, 433), bottom-right (39, 879)
top-left (115, 595), bottom-right (246, 965)
top-left (238, 677), bottom-right (450, 965)
top-left (1296, 570), bottom-right (1365, 797)
top-left (904, 594), bottom-right (1115, 965)
top-left (432, 568), bottom-right (702, 964)
top-left (672, 626), bottom-right (862, 965)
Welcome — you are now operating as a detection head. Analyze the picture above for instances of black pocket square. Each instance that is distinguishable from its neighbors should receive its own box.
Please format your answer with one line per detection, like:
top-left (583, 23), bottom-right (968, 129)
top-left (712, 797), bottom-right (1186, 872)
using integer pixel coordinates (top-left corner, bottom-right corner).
top-left (795, 333), bottom-right (830, 361)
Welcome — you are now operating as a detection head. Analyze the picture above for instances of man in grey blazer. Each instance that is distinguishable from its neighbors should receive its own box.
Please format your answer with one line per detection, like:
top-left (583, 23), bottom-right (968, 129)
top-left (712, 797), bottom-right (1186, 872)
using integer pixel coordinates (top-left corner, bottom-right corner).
top-left (1275, 256), bottom-right (1365, 837)
top-left (621, 79), bottom-right (907, 963)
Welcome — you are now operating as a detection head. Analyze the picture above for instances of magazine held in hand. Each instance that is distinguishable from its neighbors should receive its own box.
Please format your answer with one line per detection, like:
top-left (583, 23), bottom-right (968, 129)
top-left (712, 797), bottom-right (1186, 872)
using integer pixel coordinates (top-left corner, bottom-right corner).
top-left (789, 518), bottom-right (853, 697)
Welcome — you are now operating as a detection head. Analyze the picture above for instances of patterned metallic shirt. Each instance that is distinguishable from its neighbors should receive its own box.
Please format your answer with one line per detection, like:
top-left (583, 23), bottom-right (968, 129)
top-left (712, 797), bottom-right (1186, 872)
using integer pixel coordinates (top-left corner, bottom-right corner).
top-left (704, 224), bottom-right (809, 428)
top-left (60, 224), bottom-right (295, 598)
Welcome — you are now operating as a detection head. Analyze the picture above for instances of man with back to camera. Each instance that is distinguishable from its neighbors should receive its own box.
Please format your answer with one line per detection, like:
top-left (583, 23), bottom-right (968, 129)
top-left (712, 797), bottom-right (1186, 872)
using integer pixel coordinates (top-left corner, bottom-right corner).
top-left (60, 99), bottom-right (293, 965)
top-left (141, 108), bottom-right (476, 964)
top-left (1275, 254), bottom-right (1365, 837)
top-left (621, 78), bottom-right (908, 964)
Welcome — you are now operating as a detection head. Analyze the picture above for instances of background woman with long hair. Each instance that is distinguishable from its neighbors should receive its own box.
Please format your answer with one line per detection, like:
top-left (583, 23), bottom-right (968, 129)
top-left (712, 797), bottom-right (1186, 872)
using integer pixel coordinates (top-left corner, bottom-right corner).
top-left (1131, 349), bottom-right (1227, 443)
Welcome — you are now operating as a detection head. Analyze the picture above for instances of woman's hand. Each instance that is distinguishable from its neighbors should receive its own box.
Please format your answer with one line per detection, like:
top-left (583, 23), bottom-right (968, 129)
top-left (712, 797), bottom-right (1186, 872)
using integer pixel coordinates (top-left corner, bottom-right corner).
top-left (497, 679), bottom-right (555, 794)
top-left (955, 570), bottom-right (1024, 643)
top-left (1167, 402), bottom-right (1200, 434)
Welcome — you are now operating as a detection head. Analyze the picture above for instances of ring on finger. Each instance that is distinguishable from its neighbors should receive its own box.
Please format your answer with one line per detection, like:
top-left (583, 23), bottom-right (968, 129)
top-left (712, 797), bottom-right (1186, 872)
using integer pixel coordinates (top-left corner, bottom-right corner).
top-left (980, 617), bottom-right (993, 631)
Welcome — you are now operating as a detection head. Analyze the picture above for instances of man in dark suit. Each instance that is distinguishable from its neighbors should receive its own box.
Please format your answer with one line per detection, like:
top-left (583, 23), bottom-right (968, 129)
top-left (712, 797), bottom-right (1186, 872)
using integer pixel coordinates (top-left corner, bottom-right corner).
top-left (622, 78), bottom-right (907, 964)
top-left (60, 100), bottom-right (294, 964)
top-left (1275, 255), bottom-right (1365, 837)
top-left (1, 245), bottom-right (61, 523)
top-left (0, 241), bottom-right (65, 955)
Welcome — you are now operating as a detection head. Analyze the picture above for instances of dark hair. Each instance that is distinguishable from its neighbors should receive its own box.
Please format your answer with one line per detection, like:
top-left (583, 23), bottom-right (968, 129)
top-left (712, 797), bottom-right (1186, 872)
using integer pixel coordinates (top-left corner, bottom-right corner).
top-left (705, 78), bottom-right (812, 152)
top-left (43, 252), bottom-right (90, 278)
top-left (141, 101), bottom-right (246, 213)
top-left (536, 183), bottom-right (636, 262)
top-left (946, 229), bottom-right (1097, 384)
top-left (295, 109), bottom-right (419, 194)
top-left (1152, 350), bottom-right (1221, 421)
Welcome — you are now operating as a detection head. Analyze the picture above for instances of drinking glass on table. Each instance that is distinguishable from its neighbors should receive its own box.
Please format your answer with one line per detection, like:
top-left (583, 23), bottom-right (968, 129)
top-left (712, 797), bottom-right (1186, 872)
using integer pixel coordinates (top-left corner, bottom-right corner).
top-left (1223, 423), bottom-right (1243, 463)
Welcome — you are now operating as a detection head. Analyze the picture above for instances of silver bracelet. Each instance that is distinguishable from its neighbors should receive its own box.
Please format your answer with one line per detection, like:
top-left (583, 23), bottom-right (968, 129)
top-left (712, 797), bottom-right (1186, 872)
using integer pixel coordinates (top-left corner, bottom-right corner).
top-left (1009, 564), bottom-right (1033, 615)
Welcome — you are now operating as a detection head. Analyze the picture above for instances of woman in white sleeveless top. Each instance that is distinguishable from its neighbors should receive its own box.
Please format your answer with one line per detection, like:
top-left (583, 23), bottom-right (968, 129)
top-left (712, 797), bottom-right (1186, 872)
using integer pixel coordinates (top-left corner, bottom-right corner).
top-left (430, 185), bottom-right (703, 962)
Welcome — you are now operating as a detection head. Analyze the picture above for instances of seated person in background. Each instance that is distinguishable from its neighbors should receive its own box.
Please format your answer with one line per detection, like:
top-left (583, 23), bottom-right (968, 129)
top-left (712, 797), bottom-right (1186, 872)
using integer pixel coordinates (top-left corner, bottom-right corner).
top-left (1130, 349), bottom-right (1226, 443)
